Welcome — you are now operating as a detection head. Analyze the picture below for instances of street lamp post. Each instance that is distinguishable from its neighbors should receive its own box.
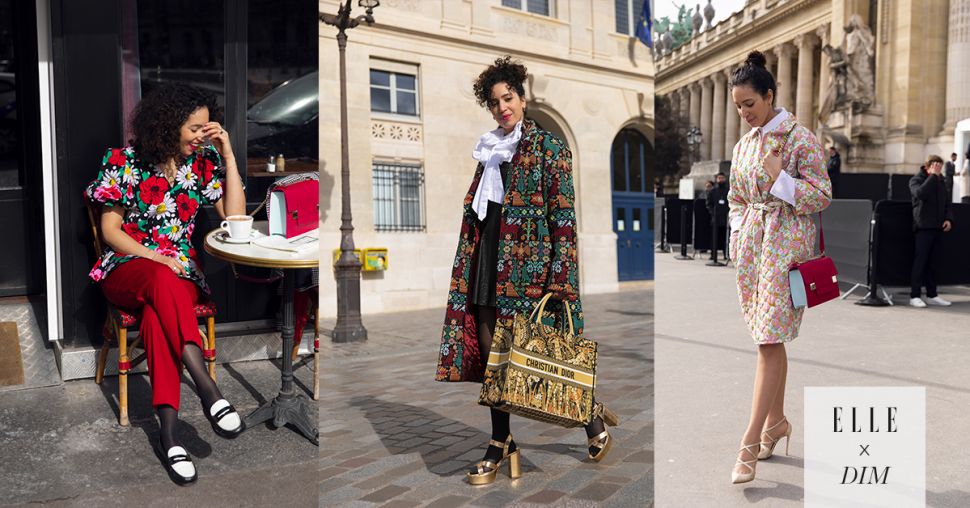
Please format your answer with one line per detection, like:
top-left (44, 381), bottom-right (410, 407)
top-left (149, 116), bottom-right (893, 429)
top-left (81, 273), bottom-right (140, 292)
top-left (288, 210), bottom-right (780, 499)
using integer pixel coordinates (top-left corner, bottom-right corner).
top-left (320, 0), bottom-right (379, 343)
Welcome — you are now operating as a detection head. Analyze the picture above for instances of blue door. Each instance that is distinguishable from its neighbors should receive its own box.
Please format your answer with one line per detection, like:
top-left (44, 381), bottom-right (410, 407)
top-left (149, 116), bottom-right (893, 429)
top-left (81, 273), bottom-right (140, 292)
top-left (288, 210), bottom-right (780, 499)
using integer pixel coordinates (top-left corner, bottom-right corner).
top-left (611, 129), bottom-right (654, 280)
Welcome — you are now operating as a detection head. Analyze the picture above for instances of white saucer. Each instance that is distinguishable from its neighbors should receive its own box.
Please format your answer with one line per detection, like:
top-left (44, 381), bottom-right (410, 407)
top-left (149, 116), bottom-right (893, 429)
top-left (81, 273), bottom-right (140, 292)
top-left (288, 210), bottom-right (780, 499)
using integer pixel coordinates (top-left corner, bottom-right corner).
top-left (216, 231), bottom-right (256, 244)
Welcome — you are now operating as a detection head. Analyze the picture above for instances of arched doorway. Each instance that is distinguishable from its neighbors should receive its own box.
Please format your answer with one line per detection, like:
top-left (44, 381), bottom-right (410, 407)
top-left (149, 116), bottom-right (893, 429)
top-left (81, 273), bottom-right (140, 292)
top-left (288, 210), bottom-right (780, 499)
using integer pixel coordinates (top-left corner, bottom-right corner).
top-left (611, 128), bottom-right (654, 280)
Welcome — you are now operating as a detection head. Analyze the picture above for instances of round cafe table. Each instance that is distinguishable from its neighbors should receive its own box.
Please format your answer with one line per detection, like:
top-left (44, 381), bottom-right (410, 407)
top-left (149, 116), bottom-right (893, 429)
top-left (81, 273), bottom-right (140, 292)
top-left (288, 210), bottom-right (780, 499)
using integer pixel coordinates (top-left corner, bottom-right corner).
top-left (204, 221), bottom-right (318, 445)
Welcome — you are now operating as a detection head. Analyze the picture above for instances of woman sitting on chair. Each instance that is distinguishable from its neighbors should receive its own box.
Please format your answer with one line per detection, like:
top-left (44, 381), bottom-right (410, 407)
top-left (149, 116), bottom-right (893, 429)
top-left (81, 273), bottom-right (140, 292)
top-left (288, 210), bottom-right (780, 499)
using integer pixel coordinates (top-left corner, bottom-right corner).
top-left (85, 83), bottom-right (245, 484)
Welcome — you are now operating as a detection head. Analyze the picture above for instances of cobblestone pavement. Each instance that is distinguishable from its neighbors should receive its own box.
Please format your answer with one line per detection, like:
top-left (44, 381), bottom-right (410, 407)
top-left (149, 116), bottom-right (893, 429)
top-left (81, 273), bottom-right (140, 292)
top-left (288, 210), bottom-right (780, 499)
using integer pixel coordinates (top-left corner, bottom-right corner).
top-left (655, 253), bottom-right (970, 507)
top-left (0, 357), bottom-right (318, 507)
top-left (317, 287), bottom-right (654, 508)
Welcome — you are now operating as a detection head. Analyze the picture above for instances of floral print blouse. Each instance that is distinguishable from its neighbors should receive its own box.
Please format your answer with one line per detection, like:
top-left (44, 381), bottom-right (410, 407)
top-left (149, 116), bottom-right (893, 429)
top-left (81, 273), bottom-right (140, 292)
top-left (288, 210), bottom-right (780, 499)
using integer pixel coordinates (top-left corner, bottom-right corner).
top-left (85, 145), bottom-right (225, 293)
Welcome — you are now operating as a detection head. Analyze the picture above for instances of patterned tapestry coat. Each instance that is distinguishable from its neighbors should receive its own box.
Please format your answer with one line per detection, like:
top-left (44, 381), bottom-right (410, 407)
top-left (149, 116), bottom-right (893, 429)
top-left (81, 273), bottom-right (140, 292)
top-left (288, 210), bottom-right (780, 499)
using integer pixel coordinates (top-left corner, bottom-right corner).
top-left (435, 119), bottom-right (584, 382)
top-left (728, 112), bottom-right (832, 345)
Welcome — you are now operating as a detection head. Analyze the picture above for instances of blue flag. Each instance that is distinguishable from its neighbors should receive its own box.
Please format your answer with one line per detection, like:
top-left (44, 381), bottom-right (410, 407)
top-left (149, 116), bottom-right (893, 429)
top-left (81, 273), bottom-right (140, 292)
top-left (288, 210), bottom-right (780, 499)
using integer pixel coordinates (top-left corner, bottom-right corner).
top-left (635, 0), bottom-right (652, 48)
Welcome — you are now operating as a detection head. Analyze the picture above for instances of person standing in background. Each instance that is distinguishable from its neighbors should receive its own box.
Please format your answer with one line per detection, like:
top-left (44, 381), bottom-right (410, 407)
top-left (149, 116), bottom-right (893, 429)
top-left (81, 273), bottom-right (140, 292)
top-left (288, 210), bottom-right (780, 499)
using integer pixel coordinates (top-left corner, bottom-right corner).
top-left (908, 155), bottom-right (953, 308)
top-left (826, 147), bottom-right (841, 199)
top-left (943, 153), bottom-right (957, 201)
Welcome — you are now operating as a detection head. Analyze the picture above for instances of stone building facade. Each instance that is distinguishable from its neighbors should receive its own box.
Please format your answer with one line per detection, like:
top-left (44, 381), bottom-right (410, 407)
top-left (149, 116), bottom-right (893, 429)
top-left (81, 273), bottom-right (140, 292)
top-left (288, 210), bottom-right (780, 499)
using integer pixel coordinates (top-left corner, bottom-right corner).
top-left (318, 0), bottom-right (654, 317)
top-left (655, 0), bottom-right (970, 182)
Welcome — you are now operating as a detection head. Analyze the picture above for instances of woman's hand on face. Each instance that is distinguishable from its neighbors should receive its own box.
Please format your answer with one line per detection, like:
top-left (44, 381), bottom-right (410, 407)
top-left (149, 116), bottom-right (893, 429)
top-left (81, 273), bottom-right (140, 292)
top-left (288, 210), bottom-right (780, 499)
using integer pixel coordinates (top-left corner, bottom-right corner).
top-left (763, 148), bottom-right (783, 182)
top-left (202, 122), bottom-right (233, 161)
top-left (152, 251), bottom-right (187, 277)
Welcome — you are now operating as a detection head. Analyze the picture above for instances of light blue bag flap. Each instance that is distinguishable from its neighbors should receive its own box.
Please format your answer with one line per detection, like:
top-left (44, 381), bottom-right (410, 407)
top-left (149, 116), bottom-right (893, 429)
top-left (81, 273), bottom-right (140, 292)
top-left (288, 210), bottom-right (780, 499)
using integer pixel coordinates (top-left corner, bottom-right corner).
top-left (269, 190), bottom-right (286, 236)
top-left (789, 269), bottom-right (808, 309)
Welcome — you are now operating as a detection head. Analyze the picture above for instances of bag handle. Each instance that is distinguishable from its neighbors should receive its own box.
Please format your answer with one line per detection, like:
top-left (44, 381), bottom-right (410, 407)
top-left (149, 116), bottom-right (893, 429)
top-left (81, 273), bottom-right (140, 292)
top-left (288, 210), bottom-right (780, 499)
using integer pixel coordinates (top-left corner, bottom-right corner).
top-left (529, 293), bottom-right (575, 336)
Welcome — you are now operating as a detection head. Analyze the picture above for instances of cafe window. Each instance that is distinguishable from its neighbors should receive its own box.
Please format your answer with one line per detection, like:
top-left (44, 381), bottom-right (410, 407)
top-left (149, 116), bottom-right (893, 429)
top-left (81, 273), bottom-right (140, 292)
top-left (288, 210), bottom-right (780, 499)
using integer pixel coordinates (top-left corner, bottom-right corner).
top-left (370, 70), bottom-right (419, 117)
top-left (372, 163), bottom-right (425, 232)
top-left (127, 0), bottom-right (318, 200)
top-left (0, 0), bottom-right (23, 190)
top-left (501, 0), bottom-right (554, 17)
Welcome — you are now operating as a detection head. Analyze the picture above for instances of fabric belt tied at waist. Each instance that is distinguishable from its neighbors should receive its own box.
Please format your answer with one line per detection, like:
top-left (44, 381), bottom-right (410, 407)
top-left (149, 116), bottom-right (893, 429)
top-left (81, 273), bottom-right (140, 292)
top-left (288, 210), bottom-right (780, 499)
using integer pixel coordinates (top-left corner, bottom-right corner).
top-left (748, 201), bottom-right (782, 211)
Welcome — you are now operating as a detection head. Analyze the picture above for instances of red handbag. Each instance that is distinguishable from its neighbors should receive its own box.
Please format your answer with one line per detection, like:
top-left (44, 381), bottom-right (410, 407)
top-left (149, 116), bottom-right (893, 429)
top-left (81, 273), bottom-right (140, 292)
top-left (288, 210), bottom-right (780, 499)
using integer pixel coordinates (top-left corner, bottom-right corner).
top-left (788, 214), bottom-right (839, 308)
top-left (266, 173), bottom-right (319, 238)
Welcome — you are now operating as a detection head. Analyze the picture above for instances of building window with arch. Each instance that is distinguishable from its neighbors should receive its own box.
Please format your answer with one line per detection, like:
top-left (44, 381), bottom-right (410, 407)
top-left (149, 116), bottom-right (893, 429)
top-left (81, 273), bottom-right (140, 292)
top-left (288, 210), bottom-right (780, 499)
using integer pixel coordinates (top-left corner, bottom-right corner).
top-left (501, 0), bottom-right (554, 18)
top-left (372, 162), bottom-right (426, 232)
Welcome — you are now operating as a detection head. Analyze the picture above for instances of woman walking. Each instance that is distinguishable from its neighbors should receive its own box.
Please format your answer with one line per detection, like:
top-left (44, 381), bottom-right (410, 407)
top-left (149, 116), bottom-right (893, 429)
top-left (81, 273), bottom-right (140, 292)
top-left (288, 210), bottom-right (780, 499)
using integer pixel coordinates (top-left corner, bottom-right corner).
top-left (86, 83), bottom-right (246, 484)
top-left (726, 51), bottom-right (832, 484)
top-left (434, 56), bottom-right (617, 485)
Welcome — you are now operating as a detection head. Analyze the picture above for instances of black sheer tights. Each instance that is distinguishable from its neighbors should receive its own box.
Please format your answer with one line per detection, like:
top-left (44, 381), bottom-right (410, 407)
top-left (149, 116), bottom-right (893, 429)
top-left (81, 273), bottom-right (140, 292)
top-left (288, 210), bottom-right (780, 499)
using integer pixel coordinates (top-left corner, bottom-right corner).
top-left (474, 305), bottom-right (607, 466)
top-left (156, 343), bottom-right (225, 451)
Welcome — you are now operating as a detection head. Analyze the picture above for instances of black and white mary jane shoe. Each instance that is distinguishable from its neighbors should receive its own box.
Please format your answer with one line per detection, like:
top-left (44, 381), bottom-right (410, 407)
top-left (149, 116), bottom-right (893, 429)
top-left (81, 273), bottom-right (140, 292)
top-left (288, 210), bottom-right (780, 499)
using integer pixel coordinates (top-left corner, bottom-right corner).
top-left (153, 440), bottom-right (198, 485)
top-left (205, 399), bottom-right (245, 439)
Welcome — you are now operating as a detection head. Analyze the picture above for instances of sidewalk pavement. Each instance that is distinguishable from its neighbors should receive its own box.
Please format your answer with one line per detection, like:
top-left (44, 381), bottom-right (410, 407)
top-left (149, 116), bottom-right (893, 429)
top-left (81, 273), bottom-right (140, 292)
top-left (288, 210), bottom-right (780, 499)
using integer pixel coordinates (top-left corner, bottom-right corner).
top-left (0, 355), bottom-right (318, 507)
top-left (317, 287), bottom-right (654, 508)
top-left (655, 252), bottom-right (970, 507)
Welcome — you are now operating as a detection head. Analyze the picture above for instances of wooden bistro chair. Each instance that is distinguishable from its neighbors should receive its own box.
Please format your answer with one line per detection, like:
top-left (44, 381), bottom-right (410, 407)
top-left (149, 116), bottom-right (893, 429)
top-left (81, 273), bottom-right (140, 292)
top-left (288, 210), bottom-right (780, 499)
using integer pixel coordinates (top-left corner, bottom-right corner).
top-left (84, 193), bottom-right (218, 426)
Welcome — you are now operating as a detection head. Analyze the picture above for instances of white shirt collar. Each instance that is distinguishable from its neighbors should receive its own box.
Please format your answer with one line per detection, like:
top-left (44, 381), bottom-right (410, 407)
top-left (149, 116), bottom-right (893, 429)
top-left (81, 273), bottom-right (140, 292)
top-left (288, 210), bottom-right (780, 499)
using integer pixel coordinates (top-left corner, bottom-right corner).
top-left (749, 107), bottom-right (789, 137)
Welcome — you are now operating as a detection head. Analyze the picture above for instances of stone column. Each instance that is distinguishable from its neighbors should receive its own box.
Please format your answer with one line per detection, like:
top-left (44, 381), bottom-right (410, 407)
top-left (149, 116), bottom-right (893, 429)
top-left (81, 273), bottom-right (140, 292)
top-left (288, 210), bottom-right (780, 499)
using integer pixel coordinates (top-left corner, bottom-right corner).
top-left (700, 77), bottom-right (714, 160)
top-left (941, 0), bottom-right (970, 132)
top-left (711, 72), bottom-right (727, 160)
top-left (680, 86), bottom-right (691, 137)
top-left (816, 23), bottom-right (831, 125)
top-left (689, 82), bottom-right (702, 133)
top-left (773, 42), bottom-right (795, 110)
top-left (794, 33), bottom-right (819, 129)
top-left (724, 68), bottom-right (740, 158)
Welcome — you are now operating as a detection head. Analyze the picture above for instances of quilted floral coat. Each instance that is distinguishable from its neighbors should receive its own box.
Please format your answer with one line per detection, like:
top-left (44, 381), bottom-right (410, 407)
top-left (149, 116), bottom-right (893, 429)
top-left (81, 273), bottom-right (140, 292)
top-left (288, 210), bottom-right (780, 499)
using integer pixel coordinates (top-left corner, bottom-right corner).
top-left (728, 111), bottom-right (832, 344)
top-left (435, 119), bottom-right (584, 382)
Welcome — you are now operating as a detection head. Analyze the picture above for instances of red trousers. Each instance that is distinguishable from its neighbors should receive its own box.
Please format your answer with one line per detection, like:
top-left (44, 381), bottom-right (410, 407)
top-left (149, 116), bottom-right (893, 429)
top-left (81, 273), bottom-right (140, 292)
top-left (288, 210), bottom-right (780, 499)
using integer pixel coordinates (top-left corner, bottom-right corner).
top-left (100, 258), bottom-right (202, 411)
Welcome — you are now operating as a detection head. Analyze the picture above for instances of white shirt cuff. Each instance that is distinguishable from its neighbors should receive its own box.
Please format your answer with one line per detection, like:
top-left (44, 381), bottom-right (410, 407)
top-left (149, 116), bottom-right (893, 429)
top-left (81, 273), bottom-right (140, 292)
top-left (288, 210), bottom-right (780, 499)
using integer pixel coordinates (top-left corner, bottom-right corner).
top-left (730, 215), bottom-right (742, 231)
top-left (769, 171), bottom-right (797, 206)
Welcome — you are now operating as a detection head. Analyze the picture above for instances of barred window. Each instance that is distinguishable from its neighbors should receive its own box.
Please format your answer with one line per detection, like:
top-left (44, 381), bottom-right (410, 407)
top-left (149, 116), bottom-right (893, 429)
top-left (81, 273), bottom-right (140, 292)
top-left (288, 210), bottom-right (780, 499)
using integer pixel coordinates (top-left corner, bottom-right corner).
top-left (372, 163), bottom-right (425, 232)
top-left (502, 0), bottom-right (554, 17)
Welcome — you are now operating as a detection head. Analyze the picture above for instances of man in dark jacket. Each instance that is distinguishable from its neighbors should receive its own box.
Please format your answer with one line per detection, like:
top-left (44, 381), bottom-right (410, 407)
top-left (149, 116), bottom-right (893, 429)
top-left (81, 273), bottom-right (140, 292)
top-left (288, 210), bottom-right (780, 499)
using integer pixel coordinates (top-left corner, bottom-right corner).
top-left (827, 147), bottom-right (841, 198)
top-left (908, 155), bottom-right (954, 307)
top-left (705, 172), bottom-right (729, 259)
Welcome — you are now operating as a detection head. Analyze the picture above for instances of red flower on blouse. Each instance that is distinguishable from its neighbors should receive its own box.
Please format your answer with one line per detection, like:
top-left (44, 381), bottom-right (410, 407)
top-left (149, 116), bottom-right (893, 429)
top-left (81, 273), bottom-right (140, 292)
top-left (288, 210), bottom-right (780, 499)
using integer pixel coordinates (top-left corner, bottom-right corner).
top-left (108, 149), bottom-right (127, 167)
top-left (151, 228), bottom-right (174, 252)
top-left (140, 176), bottom-right (170, 205)
top-left (176, 193), bottom-right (199, 222)
top-left (194, 157), bottom-right (215, 183)
top-left (122, 222), bottom-right (148, 243)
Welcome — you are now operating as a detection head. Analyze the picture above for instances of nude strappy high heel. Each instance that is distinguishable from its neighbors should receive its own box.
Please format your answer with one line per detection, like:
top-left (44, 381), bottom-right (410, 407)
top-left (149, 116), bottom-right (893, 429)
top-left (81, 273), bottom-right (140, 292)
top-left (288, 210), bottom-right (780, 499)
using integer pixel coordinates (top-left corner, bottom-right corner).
top-left (732, 442), bottom-right (760, 484)
top-left (758, 417), bottom-right (793, 460)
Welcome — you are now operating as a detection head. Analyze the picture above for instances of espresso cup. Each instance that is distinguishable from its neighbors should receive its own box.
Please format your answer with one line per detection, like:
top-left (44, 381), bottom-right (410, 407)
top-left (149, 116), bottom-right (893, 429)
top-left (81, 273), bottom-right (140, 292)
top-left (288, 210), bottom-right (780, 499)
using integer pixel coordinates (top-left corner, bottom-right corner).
top-left (220, 215), bottom-right (253, 239)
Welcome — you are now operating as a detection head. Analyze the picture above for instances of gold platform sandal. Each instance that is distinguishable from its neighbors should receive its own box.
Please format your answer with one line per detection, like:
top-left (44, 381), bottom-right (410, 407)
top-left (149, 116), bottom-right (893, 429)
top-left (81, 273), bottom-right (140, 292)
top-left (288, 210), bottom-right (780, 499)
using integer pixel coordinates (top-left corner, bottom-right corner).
top-left (758, 417), bottom-right (793, 460)
top-left (732, 442), bottom-right (760, 484)
top-left (588, 402), bottom-right (620, 462)
top-left (466, 435), bottom-right (521, 485)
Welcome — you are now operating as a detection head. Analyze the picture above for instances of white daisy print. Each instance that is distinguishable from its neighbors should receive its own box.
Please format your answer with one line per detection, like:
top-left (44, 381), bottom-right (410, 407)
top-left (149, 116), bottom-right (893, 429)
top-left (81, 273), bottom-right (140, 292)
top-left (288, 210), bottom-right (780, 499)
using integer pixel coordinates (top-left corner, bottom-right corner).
top-left (176, 164), bottom-right (198, 190)
top-left (149, 195), bottom-right (176, 219)
top-left (203, 178), bottom-right (224, 202)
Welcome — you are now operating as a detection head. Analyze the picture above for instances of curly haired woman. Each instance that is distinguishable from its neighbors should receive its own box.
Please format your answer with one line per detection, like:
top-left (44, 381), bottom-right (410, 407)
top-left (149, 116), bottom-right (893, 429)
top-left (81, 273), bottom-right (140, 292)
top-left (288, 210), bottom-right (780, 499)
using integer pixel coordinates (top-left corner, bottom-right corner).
top-left (86, 83), bottom-right (246, 484)
top-left (434, 56), bottom-right (618, 485)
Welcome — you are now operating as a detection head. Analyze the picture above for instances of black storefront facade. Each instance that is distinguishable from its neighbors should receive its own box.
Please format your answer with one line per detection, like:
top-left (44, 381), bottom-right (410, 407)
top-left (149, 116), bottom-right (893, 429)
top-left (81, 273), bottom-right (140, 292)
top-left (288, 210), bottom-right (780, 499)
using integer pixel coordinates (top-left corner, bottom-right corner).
top-left (3, 0), bottom-right (318, 381)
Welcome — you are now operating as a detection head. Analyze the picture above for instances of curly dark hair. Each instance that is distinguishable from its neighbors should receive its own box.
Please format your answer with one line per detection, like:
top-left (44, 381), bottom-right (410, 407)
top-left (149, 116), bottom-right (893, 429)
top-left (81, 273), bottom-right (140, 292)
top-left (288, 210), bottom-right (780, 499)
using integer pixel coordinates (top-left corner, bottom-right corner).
top-left (130, 83), bottom-right (222, 165)
top-left (473, 56), bottom-right (528, 108)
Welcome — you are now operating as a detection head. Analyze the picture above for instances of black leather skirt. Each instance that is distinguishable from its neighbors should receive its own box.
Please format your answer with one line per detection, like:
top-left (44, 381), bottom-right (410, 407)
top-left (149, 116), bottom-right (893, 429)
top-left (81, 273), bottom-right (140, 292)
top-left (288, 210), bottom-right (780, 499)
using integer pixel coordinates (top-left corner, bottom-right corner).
top-left (468, 200), bottom-right (502, 308)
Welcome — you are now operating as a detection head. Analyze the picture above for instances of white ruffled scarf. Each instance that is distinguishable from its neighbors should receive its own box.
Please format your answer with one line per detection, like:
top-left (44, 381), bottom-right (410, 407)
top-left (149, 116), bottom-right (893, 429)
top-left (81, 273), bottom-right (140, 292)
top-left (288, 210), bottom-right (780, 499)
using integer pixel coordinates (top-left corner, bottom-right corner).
top-left (471, 120), bottom-right (523, 220)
